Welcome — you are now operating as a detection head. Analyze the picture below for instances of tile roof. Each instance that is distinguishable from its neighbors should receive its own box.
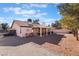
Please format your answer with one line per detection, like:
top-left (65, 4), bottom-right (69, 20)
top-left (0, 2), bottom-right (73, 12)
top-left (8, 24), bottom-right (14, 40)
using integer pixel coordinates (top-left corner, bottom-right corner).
top-left (12, 20), bottom-right (32, 27)
top-left (11, 20), bottom-right (49, 28)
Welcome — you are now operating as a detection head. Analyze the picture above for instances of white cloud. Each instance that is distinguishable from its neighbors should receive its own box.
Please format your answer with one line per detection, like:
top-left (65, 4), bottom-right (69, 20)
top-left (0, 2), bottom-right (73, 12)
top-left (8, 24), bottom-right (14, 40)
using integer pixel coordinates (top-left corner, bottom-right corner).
top-left (3, 4), bottom-right (48, 18)
top-left (0, 17), bottom-right (4, 23)
top-left (15, 3), bottom-right (21, 5)
top-left (22, 4), bottom-right (48, 8)
top-left (3, 6), bottom-right (48, 21)
top-left (3, 8), bottom-right (9, 12)
top-left (0, 17), bottom-right (9, 24)
top-left (39, 17), bottom-right (57, 25)
top-left (3, 7), bottom-right (21, 13)
top-left (0, 17), bottom-right (4, 20)
top-left (23, 12), bottom-right (47, 19)
top-left (34, 13), bottom-right (47, 18)
top-left (30, 4), bottom-right (48, 8)
top-left (57, 11), bottom-right (60, 15)
top-left (20, 10), bottom-right (36, 15)
top-left (14, 18), bottom-right (28, 21)
top-left (3, 7), bottom-right (39, 15)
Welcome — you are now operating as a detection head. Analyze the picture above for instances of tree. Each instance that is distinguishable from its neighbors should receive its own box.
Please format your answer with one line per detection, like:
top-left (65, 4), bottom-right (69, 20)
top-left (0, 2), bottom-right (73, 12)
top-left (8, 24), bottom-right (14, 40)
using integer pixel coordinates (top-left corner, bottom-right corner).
top-left (0, 24), bottom-right (2, 30)
top-left (51, 21), bottom-right (61, 29)
top-left (58, 3), bottom-right (79, 40)
top-left (33, 19), bottom-right (40, 24)
top-left (1, 23), bottom-right (9, 31)
top-left (27, 19), bottom-right (32, 22)
top-left (59, 16), bottom-right (77, 29)
top-left (48, 24), bottom-right (51, 27)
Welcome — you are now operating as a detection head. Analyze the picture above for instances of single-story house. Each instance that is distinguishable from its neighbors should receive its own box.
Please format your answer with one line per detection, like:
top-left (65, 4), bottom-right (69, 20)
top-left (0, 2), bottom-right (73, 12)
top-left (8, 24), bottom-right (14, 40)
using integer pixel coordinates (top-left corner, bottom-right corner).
top-left (11, 20), bottom-right (50, 37)
top-left (11, 20), bottom-right (33, 37)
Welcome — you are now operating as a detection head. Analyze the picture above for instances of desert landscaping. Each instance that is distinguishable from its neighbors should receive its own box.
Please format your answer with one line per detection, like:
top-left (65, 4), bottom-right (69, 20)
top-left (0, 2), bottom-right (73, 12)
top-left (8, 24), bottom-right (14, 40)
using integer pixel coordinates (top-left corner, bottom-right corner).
top-left (0, 30), bottom-right (79, 56)
top-left (0, 3), bottom-right (79, 56)
top-left (42, 34), bottom-right (79, 56)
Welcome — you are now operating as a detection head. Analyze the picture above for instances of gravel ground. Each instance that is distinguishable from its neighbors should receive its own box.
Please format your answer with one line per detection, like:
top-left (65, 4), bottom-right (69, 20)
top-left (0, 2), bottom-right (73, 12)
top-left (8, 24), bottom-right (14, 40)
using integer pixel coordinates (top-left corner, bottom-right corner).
top-left (42, 34), bottom-right (79, 56)
top-left (0, 42), bottom-right (64, 56)
top-left (0, 30), bottom-right (72, 56)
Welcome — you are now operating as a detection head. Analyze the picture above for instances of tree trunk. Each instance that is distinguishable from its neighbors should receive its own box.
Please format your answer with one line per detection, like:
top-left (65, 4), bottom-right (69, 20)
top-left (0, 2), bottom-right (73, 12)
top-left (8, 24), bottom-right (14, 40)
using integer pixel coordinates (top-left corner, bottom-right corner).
top-left (75, 29), bottom-right (79, 41)
top-left (72, 29), bottom-right (75, 37)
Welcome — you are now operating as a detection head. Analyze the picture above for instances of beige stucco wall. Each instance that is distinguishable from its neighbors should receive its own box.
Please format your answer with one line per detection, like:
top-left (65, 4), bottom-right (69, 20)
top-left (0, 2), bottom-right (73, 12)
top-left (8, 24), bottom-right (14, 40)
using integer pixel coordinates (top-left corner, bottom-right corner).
top-left (20, 27), bottom-right (33, 37)
top-left (11, 23), bottom-right (22, 37)
top-left (12, 23), bottom-right (33, 37)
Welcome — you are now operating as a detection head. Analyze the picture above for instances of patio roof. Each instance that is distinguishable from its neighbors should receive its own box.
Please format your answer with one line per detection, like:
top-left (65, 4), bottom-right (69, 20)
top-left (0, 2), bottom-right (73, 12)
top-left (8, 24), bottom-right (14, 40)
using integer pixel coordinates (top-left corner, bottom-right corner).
top-left (32, 24), bottom-right (49, 28)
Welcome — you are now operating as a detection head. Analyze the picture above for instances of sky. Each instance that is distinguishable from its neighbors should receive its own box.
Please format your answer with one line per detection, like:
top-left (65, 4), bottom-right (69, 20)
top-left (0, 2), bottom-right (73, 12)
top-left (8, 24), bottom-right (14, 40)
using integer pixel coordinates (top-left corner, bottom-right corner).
top-left (0, 3), bottom-right (62, 26)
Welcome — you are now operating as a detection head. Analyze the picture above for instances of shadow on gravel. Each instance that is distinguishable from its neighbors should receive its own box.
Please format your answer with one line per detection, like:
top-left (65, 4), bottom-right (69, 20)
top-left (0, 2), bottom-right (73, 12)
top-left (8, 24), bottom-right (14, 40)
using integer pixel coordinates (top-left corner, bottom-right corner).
top-left (0, 33), bottom-right (65, 46)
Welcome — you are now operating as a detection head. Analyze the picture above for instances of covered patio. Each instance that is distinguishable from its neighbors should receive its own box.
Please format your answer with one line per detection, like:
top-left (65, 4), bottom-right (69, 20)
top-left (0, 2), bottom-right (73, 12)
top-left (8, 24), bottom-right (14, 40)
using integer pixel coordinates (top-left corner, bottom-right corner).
top-left (32, 24), bottom-right (50, 37)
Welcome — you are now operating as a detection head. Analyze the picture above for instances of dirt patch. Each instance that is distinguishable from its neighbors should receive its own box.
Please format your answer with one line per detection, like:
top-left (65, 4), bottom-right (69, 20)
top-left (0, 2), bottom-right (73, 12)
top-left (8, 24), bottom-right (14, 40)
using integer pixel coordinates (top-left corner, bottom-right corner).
top-left (42, 34), bottom-right (79, 56)
top-left (0, 42), bottom-right (63, 56)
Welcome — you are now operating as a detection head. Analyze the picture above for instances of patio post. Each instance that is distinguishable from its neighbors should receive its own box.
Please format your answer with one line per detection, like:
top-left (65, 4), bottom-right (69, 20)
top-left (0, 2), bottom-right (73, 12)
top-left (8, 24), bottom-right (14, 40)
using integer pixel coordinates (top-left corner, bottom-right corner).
top-left (46, 28), bottom-right (48, 36)
top-left (40, 27), bottom-right (42, 37)
top-left (49, 30), bottom-right (51, 35)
